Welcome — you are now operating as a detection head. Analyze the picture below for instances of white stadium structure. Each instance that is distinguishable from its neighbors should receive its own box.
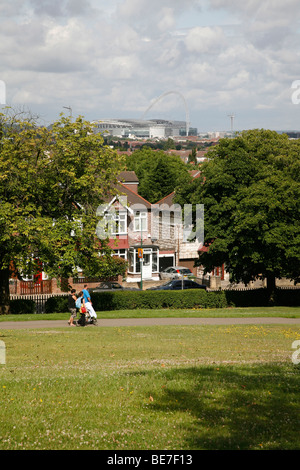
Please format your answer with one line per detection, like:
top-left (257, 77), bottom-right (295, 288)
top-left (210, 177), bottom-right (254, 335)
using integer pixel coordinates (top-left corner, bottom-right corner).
top-left (92, 118), bottom-right (197, 139)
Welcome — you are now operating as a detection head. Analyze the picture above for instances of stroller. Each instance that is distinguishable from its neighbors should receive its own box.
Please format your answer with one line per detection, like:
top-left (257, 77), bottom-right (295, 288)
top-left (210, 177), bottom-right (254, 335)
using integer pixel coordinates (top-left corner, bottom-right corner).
top-left (77, 309), bottom-right (97, 327)
top-left (75, 297), bottom-right (97, 327)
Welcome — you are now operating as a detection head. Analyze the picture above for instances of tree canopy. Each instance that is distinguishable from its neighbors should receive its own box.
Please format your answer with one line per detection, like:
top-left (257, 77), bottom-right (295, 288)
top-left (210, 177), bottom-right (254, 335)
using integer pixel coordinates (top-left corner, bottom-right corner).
top-left (175, 129), bottom-right (300, 299)
top-left (0, 111), bottom-right (126, 313)
top-left (125, 147), bottom-right (192, 203)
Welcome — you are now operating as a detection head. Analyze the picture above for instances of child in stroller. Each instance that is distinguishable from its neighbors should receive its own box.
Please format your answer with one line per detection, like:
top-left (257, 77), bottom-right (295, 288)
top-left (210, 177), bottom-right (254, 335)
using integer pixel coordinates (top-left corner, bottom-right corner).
top-left (75, 292), bottom-right (97, 326)
top-left (78, 309), bottom-right (98, 326)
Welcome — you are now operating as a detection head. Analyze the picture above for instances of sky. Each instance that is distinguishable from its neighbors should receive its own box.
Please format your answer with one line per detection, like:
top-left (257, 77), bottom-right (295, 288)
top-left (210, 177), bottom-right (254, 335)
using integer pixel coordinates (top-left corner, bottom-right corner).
top-left (1, 0), bottom-right (300, 132)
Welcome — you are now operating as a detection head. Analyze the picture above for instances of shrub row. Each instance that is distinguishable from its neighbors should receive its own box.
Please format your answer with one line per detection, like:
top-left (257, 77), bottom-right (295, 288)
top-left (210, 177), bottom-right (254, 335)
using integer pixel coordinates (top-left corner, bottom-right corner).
top-left (8, 287), bottom-right (300, 314)
top-left (42, 289), bottom-right (227, 313)
top-left (224, 288), bottom-right (300, 307)
top-left (90, 289), bottom-right (228, 311)
top-left (274, 288), bottom-right (300, 307)
top-left (224, 288), bottom-right (270, 307)
top-left (10, 298), bottom-right (36, 314)
top-left (44, 296), bottom-right (69, 314)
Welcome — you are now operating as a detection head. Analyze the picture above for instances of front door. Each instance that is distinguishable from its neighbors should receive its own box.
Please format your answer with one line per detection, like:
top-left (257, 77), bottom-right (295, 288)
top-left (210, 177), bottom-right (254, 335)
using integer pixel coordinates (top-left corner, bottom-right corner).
top-left (142, 251), bottom-right (152, 279)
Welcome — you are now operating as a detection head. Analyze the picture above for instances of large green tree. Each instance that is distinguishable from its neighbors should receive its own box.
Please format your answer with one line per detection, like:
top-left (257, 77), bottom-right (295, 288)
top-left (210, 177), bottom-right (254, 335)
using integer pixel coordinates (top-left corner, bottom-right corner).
top-left (125, 147), bottom-right (191, 203)
top-left (0, 111), bottom-right (126, 314)
top-left (175, 129), bottom-right (300, 301)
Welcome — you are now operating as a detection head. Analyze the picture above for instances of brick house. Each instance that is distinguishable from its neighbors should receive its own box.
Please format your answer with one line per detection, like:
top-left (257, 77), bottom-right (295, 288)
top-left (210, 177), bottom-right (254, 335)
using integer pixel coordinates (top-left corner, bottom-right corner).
top-left (101, 171), bottom-right (205, 283)
top-left (10, 170), bottom-right (206, 294)
top-left (100, 171), bottom-right (157, 283)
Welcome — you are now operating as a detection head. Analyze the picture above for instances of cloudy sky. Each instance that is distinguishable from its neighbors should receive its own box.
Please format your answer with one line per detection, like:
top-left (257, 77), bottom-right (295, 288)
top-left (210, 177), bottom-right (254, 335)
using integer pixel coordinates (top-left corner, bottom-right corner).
top-left (1, 0), bottom-right (300, 131)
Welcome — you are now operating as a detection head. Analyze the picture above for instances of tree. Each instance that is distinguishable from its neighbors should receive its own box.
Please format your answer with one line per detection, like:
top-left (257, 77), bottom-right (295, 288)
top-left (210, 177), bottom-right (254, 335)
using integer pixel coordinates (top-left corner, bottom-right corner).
top-left (0, 111), bottom-right (126, 314)
top-left (175, 129), bottom-right (300, 302)
top-left (125, 147), bottom-right (191, 203)
top-left (188, 147), bottom-right (197, 165)
top-left (162, 138), bottom-right (175, 150)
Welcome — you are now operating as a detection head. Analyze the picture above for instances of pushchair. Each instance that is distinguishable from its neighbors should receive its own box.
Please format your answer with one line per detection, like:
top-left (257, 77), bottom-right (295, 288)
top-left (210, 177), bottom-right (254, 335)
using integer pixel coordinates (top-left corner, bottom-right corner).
top-left (74, 295), bottom-right (97, 327)
top-left (76, 308), bottom-right (98, 327)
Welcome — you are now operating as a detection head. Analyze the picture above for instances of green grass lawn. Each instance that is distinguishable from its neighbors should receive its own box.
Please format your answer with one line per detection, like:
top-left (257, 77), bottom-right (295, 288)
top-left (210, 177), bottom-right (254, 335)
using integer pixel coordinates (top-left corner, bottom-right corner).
top-left (1, 322), bottom-right (300, 450)
top-left (1, 305), bottom-right (300, 322)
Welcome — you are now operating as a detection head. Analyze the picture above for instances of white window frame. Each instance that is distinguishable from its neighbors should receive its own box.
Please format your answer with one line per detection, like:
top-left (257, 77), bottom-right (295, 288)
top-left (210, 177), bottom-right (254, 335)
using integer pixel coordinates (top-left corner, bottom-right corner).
top-left (105, 211), bottom-right (127, 235)
top-left (134, 210), bottom-right (147, 232)
top-left (114, 249), bottom-right (127, 260)
top-left (128, 246), bottom-right (159, 274)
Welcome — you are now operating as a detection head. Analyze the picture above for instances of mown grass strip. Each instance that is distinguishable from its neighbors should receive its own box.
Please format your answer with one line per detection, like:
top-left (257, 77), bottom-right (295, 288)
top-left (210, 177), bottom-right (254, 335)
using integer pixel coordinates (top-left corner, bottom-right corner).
top-left (0, 324), bottom-right (299, 450)
top-left (1, 306), bottom-right (300, 322)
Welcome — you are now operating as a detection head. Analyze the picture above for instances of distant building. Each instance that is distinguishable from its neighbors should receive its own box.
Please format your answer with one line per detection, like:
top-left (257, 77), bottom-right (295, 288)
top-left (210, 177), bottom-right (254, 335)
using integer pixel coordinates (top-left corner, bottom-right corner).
top-left (92, 118), bottom-right (197, 139)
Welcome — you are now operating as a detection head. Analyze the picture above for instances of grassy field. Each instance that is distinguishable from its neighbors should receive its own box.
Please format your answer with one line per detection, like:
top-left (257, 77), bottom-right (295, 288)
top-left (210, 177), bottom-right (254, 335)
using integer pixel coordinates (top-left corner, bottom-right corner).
top-left (1, 305), bottom-right (300, 322)
top-left (1, 319), bottom-right (300, 450)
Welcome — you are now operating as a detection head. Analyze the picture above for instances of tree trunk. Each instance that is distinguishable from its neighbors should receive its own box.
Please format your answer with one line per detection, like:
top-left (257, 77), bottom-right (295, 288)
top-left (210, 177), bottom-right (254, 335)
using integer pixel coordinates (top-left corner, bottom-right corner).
top-left (266, 272), bottom-right (276, 306)
top-left (0, 267), bottom-right (11, 315)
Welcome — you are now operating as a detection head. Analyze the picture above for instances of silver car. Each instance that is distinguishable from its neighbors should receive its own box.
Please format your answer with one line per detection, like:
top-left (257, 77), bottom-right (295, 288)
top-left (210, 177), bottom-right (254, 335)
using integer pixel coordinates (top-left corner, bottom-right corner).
top-left (159, 266), bottom-right (193, 280)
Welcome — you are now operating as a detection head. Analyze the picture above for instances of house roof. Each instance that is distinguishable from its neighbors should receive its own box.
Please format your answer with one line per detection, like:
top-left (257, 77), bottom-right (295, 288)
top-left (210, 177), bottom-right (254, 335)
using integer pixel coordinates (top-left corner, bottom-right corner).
top-left (198, 244), bottom-right (209, 252)
top-left (155, 192), bottom-right (175, 206)
top-left (118, 171), bottom-right (139, 183)
top-left (108, 236), bottom-right (130, 250)
top-left (118, 183), bottom-right (152, 208)
top-left (189, 169), bottom-right (201, 178)
top-left (101, 170), bottom-right (151, 212)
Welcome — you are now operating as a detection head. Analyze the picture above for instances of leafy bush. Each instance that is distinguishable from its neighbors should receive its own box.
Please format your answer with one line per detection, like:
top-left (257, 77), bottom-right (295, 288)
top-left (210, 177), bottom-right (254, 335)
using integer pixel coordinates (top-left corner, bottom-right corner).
top-left (10, 299), bottom-right (36, 314)
top-left (224, 288), bottom-right (270, 307)
top-left (45, 296), bottom-right (69, 313)
top-left (224, 288), bottom-right (300, 307)
top-left (275, 288), bottom-right (300, 307)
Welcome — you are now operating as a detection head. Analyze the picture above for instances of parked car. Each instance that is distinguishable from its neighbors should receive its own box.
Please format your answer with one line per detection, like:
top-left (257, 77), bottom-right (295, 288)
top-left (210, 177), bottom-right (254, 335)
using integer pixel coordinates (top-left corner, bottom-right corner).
top-left (89, 282), bottom-right (138, 293)
top-left (148, 280), bottom-right (207, 290)
top-left (159, 266), bottom-right (193, 280)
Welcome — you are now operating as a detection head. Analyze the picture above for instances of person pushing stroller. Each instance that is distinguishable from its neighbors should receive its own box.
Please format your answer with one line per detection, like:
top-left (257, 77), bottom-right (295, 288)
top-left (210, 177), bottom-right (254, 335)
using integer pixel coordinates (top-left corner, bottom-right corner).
top-left (75, 290), bottom-right (97, 326)
top-left (82, 285), bottom-right (97, 321)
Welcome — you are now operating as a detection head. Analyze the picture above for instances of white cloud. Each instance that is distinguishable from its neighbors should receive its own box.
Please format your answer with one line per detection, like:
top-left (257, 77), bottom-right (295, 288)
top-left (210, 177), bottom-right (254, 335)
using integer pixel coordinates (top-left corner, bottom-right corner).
top-left (0, 0), bottom-right (300, 130)
top-left (185, 26), bottom-right (227, 54)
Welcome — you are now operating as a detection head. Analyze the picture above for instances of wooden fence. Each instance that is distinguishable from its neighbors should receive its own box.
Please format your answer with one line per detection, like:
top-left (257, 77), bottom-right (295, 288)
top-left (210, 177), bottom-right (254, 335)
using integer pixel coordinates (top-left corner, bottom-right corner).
top-left (19, 280), bottom-right (52, 295)
top-left (9, 277), bottom-right (118, 295)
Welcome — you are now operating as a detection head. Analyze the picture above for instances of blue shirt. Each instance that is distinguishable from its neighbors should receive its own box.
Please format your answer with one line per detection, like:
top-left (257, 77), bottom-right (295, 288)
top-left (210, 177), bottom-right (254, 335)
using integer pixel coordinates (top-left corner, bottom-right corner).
top-left (82, 289), bottom-right (90, 303)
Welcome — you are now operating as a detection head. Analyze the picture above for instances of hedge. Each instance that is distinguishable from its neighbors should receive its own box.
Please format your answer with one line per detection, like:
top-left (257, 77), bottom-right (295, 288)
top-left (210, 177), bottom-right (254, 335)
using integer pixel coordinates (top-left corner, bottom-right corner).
top-left (224, 288), bottom-right (300, 307)
top-left (10, 298), bottom-right (36, 314)
top-left (274, 288), bottom-right (300, 307)
top-left (44, 296), bottom-right (69, 314)
top-left (89, 289), bottom-right (228, 311)
top-left (224, 288), bottom-right (270, 307)
top-left (43, 289), bottom-right (227, 312)
top-left (9, 288), bottom-right (300, 314)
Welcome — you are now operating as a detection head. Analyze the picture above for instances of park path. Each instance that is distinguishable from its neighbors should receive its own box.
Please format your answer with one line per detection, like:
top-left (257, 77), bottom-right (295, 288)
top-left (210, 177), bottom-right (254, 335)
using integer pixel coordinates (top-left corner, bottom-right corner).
top-left (1, 317), bottom-right (300, 329)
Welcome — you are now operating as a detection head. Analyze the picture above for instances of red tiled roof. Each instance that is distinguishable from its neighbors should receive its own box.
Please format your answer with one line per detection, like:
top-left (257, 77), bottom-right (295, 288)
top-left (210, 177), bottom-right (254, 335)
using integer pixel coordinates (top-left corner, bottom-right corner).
top-left (108, 236), bottom-right (130, 250)
top-left (118, 171), bottom-right (139, 183)
top-left (118, 183), bottom-right (152, 208)
top-left (198, 245), bottom-right (209, 252)
top-left (155, 191), bottom-right (175, 205)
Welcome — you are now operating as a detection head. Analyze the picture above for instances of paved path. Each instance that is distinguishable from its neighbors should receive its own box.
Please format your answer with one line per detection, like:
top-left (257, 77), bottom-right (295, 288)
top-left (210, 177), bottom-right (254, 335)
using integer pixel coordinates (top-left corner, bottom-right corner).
top-left (1, 317), bottom-right (300, 329)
